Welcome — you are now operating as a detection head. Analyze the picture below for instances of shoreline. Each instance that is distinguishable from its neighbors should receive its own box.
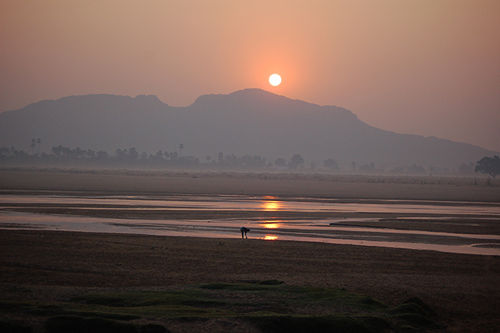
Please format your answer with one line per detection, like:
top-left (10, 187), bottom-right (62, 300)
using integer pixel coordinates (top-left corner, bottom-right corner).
top-left (2, 186), bottom-right (500, 257)
top-left (2, 222), bottom-right (500, 257)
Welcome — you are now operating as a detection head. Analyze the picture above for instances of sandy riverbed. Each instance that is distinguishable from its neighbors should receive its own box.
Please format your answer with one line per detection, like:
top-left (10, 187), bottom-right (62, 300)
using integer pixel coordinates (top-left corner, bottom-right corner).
top-left (1, 169), bottom-right (499, 332)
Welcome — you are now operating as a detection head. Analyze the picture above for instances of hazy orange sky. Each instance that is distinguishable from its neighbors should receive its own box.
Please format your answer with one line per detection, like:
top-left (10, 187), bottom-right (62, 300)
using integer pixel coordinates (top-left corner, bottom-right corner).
top-left (1, 0), bottom-right (499, 151)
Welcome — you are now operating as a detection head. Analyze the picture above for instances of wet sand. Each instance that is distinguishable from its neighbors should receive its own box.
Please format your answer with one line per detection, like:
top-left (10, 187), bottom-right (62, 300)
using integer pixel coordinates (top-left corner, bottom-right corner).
top-left (2, 192), bottom-right (500, 255)
top-left (1, 229), bottom-right (500, 332)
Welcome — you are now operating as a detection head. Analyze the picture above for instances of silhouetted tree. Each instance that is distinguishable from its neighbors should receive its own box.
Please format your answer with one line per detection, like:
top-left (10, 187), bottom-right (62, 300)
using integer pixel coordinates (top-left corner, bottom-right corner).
top-left (289, 154), bottom-right (304, 170)
top-left (153, 150), bottom-right (164, 161)
top-left (359, 162), bottom-right (376, 173)
top-left (475, 156), bottom-right (500, 178)
top-left (36, 138), bottom-right (41, 154)
top-left (52, 145), bottom-right (63, 157)
top-left (115, 148), bottom-right (125, 160)
top-left (323, 158), bottom-right (338, 170)
top-left (128, 147), bottom-right (138, 160)
top-left (30, 138), bottom-right (36, 154)
top-left (407, 164), bottom-right (426, 175)
top-left (86, 149), bottom-right (95, 159)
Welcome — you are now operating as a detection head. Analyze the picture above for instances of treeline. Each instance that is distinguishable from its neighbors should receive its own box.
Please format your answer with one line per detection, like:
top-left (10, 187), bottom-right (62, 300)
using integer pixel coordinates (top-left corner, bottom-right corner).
top-left (0, 146), bottom-right (296, 170)
top-left (0, 145), bottom-right (350, 171)
top-left (0, 146), bottom-right (495, 176)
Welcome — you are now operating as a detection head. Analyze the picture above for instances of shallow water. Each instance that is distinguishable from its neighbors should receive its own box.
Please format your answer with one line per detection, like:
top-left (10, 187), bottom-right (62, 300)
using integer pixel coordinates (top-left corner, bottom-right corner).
top-left (1, 194), bottom-right (499, 256)
top-left (2, 194), bottom-right (500, 215)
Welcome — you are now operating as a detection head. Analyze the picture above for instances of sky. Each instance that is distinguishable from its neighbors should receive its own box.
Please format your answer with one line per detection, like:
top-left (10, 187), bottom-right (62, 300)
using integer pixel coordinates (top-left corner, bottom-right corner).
top-left (1, 0), bottom-right (499, 151)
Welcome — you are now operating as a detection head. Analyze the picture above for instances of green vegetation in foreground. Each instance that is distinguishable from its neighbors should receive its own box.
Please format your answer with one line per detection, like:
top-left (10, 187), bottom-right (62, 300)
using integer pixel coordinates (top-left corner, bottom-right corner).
top-left (0, 281), bottom-right (440, 332)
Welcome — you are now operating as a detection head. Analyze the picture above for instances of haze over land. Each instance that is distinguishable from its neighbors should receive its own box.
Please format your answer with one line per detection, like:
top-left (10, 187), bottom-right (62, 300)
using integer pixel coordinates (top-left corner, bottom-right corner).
top-left (1, 2), bottom-right (500, 333)
top-left (0, 89), bottom-right (496, 170)
top-left (1, 0), bottom-right (499, 151)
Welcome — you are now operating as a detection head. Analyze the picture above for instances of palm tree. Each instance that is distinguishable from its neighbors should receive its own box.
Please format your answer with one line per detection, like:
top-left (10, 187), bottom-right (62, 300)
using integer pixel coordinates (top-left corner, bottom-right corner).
top-left (30, 138), bottom-right (36, 154)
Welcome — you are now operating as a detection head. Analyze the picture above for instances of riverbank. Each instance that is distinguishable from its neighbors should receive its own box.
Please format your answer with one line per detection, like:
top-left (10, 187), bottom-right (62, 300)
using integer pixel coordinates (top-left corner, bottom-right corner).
top-left (1, 168), bottom-right (499, 201)
top-left (1, 230), bottom-right (499, 332)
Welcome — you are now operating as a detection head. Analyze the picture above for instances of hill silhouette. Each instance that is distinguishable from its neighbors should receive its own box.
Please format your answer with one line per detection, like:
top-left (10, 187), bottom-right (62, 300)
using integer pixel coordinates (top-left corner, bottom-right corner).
top-left (0, 89), bottom-right (496, 168)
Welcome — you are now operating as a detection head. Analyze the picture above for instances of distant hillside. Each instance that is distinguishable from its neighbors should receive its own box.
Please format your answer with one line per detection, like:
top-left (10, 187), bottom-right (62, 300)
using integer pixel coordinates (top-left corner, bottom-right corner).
top-left (0, 89), bottom-right (496, 168)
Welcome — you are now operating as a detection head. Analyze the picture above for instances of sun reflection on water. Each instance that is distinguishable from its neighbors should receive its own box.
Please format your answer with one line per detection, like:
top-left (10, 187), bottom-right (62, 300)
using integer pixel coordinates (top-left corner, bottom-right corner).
top-left (261, 196), bottom-right (282, 211)
top-left (263, 235), bottom-right (278, 241)
top-left (260, 220), bottom-right (282, 229)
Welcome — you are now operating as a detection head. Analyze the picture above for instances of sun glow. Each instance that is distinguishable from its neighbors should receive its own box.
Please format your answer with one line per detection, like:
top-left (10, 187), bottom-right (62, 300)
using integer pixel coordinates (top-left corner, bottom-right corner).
top-left (261, 221), bottom-right (282, 229)
top-left (262, 200), bottom-right (281, 211)
top-left (268, 73), bottom-right (282, 86)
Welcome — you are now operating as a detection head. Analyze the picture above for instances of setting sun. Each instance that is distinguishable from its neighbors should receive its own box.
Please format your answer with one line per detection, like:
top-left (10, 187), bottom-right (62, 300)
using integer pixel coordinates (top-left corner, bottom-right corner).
top-left (268, 73), bottom-right (282, 87)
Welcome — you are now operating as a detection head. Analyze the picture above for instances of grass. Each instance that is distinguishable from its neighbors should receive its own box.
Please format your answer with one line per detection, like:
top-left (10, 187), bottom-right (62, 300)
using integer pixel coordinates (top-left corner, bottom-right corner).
top-left (1, 281), bottom-right (441, 332)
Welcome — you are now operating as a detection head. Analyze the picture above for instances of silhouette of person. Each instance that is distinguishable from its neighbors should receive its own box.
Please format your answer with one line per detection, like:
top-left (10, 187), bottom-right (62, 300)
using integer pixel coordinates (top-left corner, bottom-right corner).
top-left (240, 227), bottom-right (250, 239)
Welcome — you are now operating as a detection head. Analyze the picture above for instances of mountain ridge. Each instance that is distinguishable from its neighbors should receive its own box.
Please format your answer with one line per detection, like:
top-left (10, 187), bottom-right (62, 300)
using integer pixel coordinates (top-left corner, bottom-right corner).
top-left (0, 89), bottom-right (496, 169)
